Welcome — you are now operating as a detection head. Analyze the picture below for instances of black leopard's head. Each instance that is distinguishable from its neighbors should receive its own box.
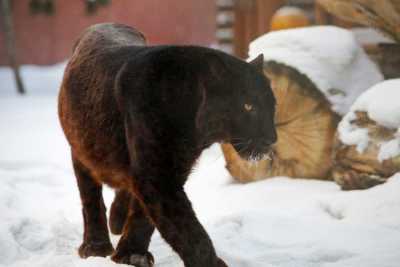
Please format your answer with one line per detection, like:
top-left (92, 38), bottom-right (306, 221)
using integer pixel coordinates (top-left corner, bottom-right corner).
top-left (227, 55), bottom-right (277, 161)
top-left (197, 53), bottom-right (277, 161)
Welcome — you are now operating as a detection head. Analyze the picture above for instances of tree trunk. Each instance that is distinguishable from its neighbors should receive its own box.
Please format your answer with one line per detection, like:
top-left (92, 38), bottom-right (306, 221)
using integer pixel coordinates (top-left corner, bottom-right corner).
top-left (1, 0), bottom-right (25, 94)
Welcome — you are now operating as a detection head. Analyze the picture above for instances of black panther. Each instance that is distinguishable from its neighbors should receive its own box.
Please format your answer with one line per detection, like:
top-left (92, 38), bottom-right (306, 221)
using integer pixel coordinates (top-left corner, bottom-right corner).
top-left (58, 23), bottom-right (276, 267)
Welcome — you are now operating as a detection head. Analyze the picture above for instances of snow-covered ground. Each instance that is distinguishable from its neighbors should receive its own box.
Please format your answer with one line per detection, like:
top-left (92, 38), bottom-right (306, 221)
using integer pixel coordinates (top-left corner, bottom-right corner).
top-left (1, 64), bottom-right (400, 267)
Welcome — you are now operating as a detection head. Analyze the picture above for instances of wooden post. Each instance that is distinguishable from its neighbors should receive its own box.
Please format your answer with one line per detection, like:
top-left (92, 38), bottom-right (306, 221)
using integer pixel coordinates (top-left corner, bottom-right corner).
top-left (233, 0), bottom-right (283, 58)
top-left (1, 0), bottom-right (25, 94)
top-left (315, 2), bottom-right (332, 25)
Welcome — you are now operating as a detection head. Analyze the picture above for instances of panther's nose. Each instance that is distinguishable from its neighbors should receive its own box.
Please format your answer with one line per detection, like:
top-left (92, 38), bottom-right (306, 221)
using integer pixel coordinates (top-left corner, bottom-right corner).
top-left (264, 139), bottom-right (275, 147)
top-left (256, 136), bottom-right (276, 151)
top-left (264, 130), bottom-right (277, 146)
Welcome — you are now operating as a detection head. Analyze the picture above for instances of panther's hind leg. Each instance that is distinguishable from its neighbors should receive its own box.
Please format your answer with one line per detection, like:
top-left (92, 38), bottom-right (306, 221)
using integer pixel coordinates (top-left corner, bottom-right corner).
top-left (109, 189), bottom-right (131, 235)
top-left (111, 196), bottom-right (155, 267)
top-left (72, 154), bottom-right (114, 258)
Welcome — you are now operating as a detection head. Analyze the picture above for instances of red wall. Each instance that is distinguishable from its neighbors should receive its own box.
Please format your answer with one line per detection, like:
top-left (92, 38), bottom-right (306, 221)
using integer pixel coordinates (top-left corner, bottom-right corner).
top-left (0, 0), bottom-right (216, 65)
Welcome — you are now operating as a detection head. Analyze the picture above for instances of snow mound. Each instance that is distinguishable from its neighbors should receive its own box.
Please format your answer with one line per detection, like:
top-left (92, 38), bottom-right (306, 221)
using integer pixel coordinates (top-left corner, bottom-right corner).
top-left (338, 79), bottom-right (400, 161)
top-left (249, 26), bottom-right (383, 115)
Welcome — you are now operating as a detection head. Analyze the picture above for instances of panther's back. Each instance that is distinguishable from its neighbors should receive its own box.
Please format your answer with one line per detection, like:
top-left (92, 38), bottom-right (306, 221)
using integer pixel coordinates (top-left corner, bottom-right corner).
top-left (58, 23), bottom-right (146, 187)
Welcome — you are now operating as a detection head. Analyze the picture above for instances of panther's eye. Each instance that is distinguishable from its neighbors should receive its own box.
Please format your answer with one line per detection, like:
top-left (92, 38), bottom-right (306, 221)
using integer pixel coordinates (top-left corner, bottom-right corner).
top-left (244, 103), bottom-right (253, 112)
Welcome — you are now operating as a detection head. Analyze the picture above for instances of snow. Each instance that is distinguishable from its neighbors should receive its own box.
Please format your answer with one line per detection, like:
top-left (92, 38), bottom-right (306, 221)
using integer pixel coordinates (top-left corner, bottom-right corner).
top-left (349, 79), bottom-right (400, 129)
top-left (351, 27), bottom-right (394, 45)
top-left (1, 63), bottom-right (400, 267)
top-left (273, 6), bottom-right (307, 17)
top-left (248, 26), bottom-right (384, 115)
top-left (337, 112), bottom-right (370, 154)
top-left (338, 79), bottom-right (400, 161)
top-left (379, 135), bottom-right (400, 162)
top-left (0, 62), bottom-right (66, 97)
top-left (216, 11), bottom-right (234, 26)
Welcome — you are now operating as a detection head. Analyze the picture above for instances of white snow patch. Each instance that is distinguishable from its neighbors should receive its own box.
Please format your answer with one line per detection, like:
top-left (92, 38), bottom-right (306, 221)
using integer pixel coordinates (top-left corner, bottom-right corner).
top-left (337, 111), bottom-right (370, 153)
top-left (349, 79), bottom-right (400, 129)
top-left (338, 79), bottom-right (400, 160)
top-left (379, 136), bottom-right (400, 162)
top-left (1, 64), bottom-right (400, 267)
top-left (352, 27), bottom-right (395, 44)
top-left (0, 62), bottom-right (66, 97)
top-left (249, 26), bottom-right (383, 115)
top-left (273, 6), bottom-right (306, 17)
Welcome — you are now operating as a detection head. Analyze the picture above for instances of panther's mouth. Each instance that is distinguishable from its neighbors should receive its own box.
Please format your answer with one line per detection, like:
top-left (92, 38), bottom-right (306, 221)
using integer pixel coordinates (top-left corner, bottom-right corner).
top-left (245, 149), bottom-right (274, 162)
top-left (232, 142), bottom-right (274, 162)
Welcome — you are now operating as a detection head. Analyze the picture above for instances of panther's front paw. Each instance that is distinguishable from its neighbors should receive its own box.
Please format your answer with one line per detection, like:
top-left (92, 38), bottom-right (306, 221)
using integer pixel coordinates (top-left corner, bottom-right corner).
top-left (111, 251), bottom-right (154, 267)
top-left (78, 241), bottom-right (114, 258)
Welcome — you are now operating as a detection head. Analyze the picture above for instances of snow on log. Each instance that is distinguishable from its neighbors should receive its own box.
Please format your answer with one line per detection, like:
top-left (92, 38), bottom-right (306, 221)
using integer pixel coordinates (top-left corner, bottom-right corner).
top-left (333, 79), bottom-right (400, 190)
top-left (249, 26), bottom-right (383, 115)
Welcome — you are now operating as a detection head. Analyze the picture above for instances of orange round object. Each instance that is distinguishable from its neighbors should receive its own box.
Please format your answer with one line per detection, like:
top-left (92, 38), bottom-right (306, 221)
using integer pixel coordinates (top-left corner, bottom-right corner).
top-left (270, 6), bottom-right (311, 31)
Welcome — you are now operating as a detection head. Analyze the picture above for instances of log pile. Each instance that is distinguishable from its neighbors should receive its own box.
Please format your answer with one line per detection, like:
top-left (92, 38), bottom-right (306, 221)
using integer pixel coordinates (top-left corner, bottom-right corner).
top-left (222, 4), bottom-right (400, 190)
top-left (221, 24), bottom-right (391, 189)
top-left (222, 63), bottom-right (399, 190)
top-left (316, 0), bottom-right (400, 189)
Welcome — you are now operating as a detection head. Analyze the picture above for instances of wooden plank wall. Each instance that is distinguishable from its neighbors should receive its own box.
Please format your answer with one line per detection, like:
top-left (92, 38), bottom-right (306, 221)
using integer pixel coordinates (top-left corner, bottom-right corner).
top-left (233, 0), bottom-right (284, 58)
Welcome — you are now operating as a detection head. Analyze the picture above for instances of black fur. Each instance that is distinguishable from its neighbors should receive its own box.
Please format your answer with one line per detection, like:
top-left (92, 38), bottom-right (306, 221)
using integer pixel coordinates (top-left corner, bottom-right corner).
top-left (59, 23), bottom-right (276, 267)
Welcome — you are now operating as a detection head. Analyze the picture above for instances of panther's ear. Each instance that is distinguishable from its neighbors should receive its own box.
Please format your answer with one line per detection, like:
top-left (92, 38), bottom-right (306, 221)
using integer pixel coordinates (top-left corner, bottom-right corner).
top-left (249, 54), bottom-right (264, 73)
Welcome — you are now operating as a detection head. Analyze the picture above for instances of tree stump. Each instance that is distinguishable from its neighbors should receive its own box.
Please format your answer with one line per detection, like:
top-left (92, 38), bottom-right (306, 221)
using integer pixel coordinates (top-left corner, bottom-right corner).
top-left (221, 61), bottom-right (340, 182)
